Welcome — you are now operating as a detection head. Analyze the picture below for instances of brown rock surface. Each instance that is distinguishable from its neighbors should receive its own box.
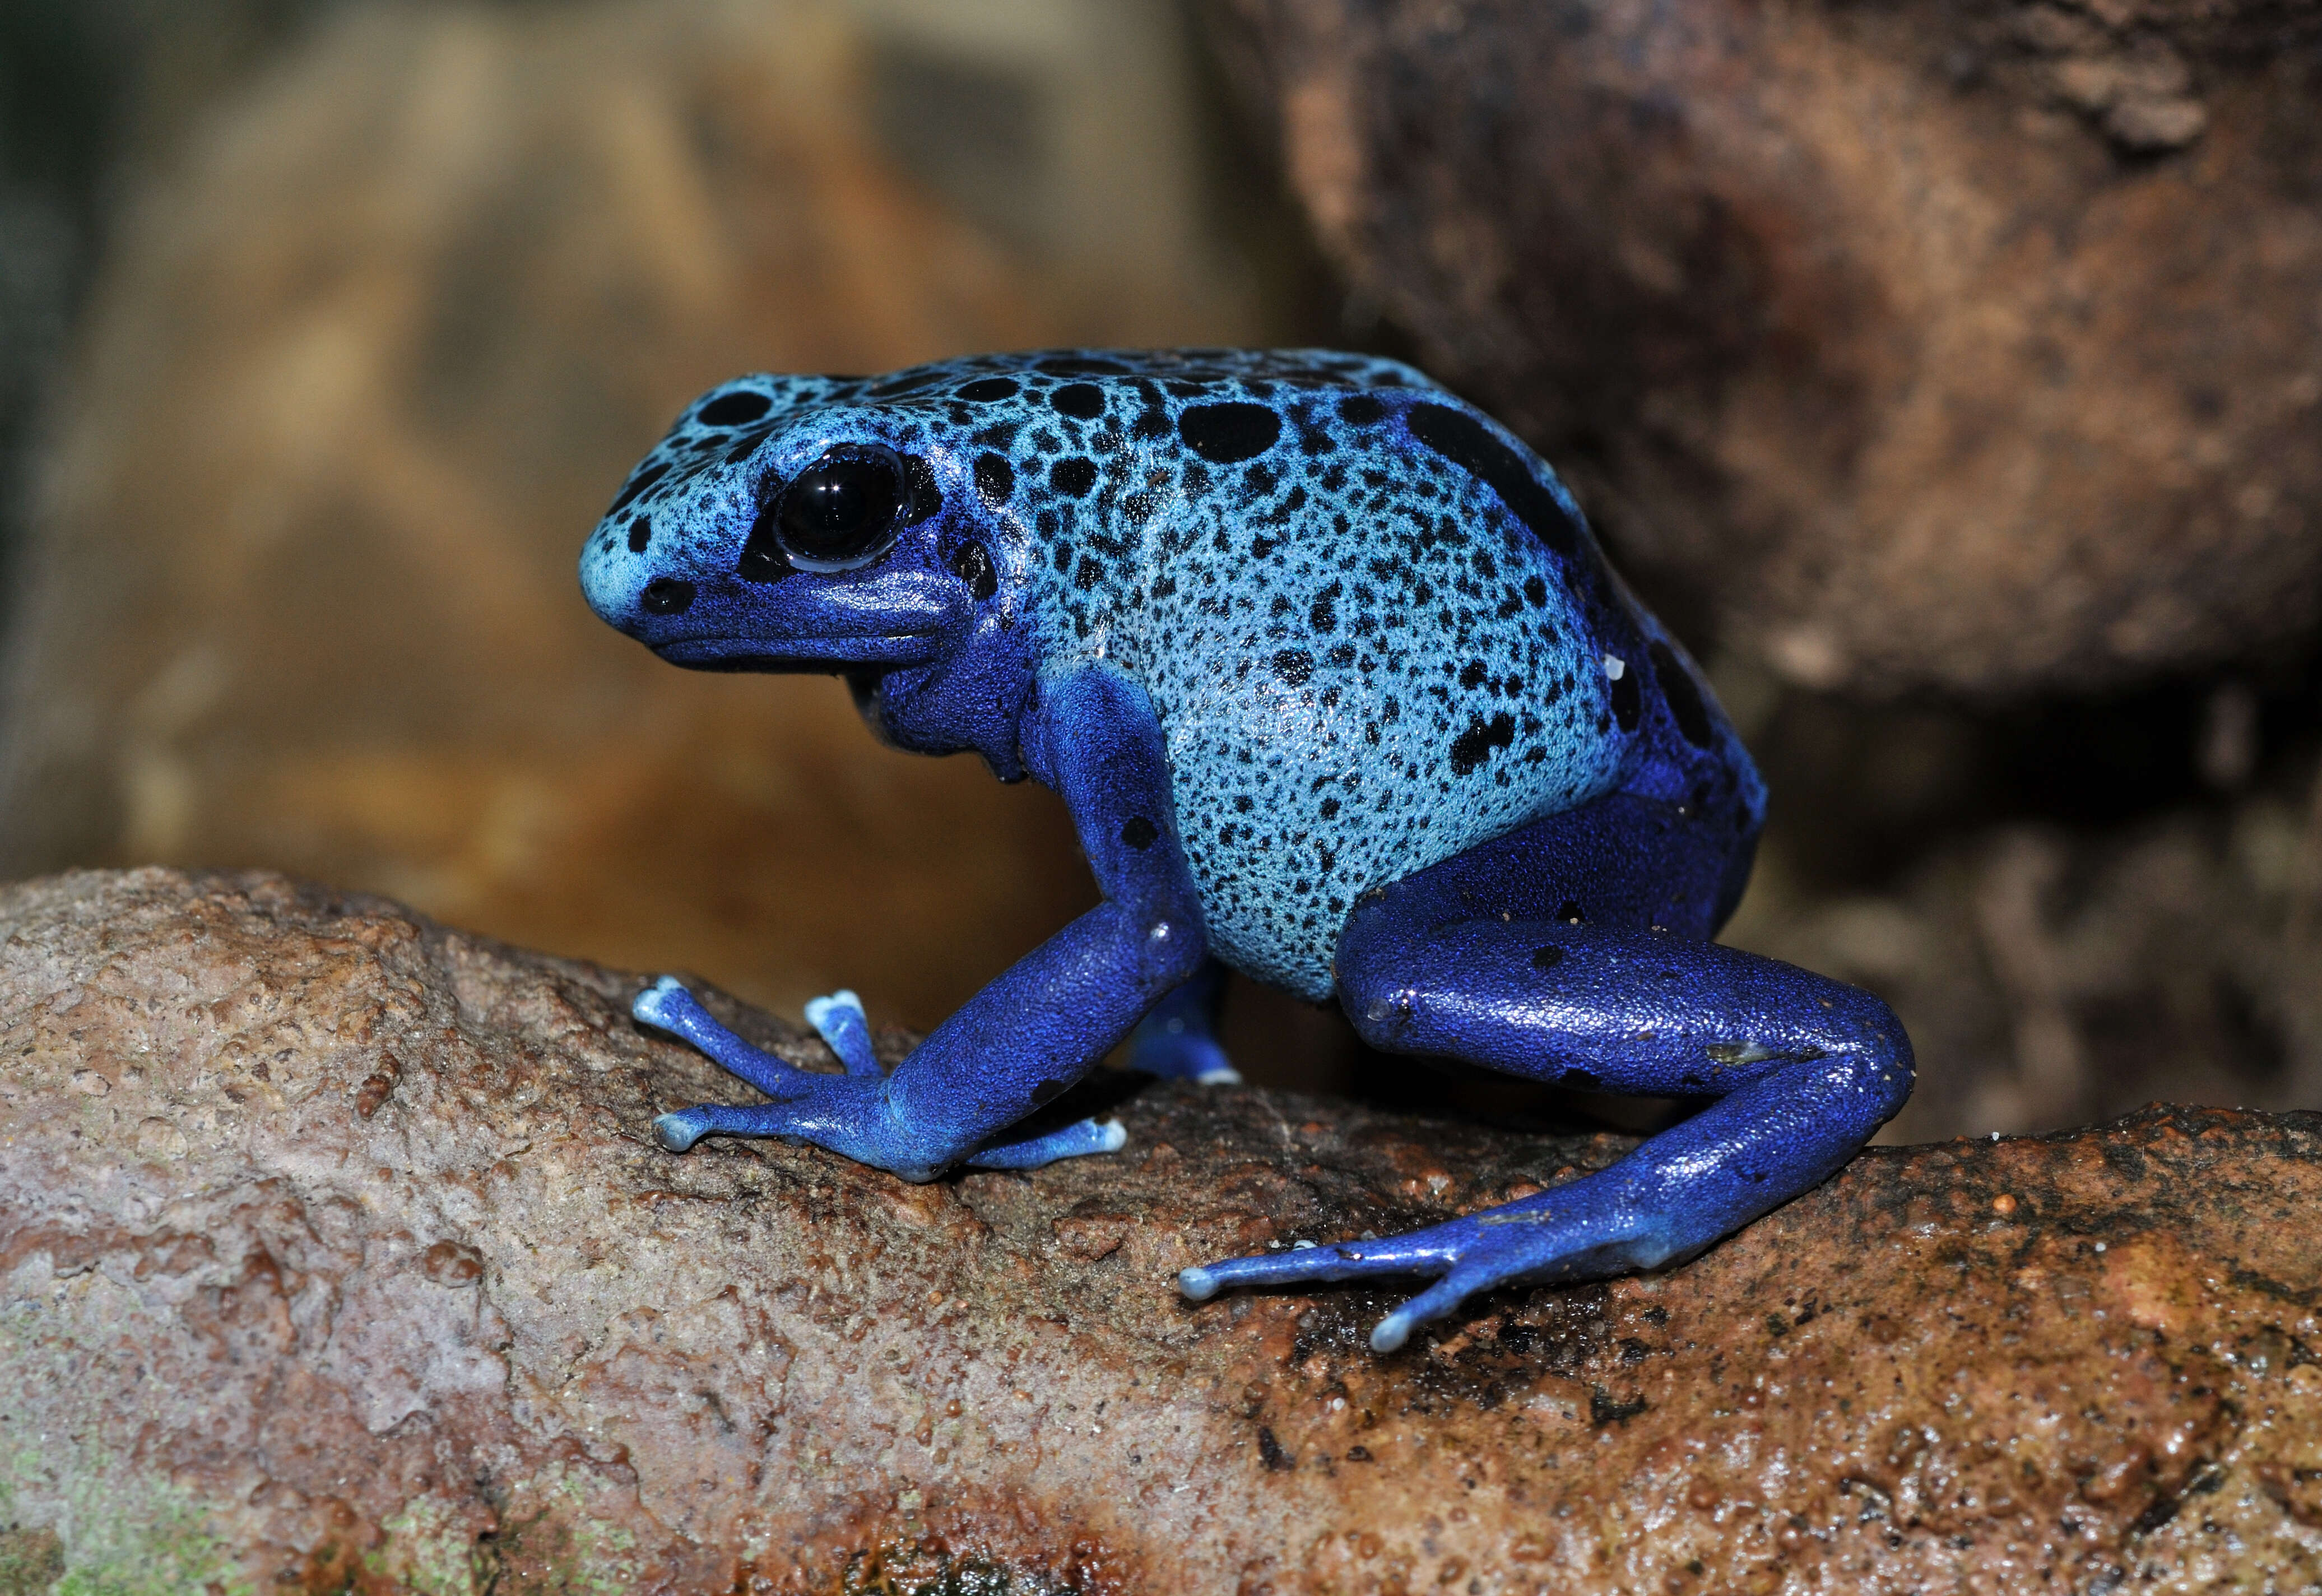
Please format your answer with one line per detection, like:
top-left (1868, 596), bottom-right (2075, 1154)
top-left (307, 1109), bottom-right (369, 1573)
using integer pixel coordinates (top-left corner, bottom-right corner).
top-left (4, 869), bottom-right (2322, 1592)
top-left (1205, 0), bottom-right (2322, 696)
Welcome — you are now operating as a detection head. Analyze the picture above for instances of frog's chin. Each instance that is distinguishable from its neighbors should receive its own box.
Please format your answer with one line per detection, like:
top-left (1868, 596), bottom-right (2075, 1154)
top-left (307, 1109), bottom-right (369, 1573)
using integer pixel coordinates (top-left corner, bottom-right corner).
top-left (653, 633), bottom-right (945, 671)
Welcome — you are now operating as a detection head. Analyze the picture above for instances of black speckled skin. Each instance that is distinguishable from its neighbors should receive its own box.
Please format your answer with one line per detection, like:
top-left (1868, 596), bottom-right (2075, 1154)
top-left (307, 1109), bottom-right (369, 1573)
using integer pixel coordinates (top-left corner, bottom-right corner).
top-left (580, 349), bottom-right (1763, 997)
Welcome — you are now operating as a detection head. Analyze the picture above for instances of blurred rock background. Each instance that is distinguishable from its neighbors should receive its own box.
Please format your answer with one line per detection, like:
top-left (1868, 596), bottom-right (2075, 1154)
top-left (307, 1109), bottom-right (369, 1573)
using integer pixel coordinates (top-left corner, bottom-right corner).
top-left (0, 0), bottom-right (2316, 1143)
top-left (0, 0), bottom-right (1301, 1039)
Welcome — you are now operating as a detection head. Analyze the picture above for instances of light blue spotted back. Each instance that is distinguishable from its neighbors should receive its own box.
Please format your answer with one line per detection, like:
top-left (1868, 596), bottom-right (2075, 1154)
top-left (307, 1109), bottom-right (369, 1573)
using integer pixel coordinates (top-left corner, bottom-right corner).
top-left (584, 349), bottom-right (1752, 997)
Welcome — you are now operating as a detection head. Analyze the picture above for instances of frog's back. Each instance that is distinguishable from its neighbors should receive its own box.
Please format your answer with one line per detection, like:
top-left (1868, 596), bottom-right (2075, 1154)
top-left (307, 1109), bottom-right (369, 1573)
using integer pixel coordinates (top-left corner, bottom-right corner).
top-left (932, 350), bottom-right (1757, 998)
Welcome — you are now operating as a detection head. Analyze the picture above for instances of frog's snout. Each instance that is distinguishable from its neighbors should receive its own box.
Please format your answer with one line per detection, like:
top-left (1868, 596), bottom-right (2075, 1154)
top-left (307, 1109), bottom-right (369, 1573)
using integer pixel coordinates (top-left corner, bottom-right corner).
top-left (580, 533), bottom-right (703, 637)
top-left (578, 539), bottom-right (647, 629)
top-left (639, 576), bottom-right (695, 616)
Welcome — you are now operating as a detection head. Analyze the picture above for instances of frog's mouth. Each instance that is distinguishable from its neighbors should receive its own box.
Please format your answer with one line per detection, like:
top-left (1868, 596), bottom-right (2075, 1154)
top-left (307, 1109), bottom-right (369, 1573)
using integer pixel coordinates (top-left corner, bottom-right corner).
top-left (625, 568), bottom-right (965, 672)
top-left (654, 633), bottom-right (945, 671)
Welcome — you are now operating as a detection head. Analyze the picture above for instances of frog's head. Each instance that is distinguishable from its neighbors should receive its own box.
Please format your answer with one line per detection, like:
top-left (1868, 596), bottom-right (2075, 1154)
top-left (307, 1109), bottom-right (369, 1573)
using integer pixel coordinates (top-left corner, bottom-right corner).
top-left (579, 373), bottom-right (1011, 676)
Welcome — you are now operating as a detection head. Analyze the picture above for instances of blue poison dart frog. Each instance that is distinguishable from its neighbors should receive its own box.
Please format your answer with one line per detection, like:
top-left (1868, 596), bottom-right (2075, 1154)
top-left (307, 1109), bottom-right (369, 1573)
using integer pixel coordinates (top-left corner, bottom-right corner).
top-left (579, 349), bottom-right (1914, 1353)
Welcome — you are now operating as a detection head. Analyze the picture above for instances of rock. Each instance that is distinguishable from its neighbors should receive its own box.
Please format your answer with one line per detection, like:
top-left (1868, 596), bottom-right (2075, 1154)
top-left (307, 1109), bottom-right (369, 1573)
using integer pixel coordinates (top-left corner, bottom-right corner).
top-left (0, 0), bottom-right (1260, 1032)
top-left (4, 869), bottom-right (2321, 1591)
top-left (1203, 0), bottom-right (2322, 697)
top-left (1726, 750), bottom-right (2322, 1142)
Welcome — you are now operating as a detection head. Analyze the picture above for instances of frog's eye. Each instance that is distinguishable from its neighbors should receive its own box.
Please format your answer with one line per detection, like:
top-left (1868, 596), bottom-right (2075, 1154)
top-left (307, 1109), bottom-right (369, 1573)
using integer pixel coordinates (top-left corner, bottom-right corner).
top-left (772, 444), bottom-right (904, 571)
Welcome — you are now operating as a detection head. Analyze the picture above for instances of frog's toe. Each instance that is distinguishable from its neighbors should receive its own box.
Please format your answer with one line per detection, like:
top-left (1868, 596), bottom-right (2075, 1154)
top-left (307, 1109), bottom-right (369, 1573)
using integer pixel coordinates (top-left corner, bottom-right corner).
top-left (632, 977), bottom-right (812, 1097)
top-left (1368, 1273), bottom-right (1492, 1352)
top-left (802, 989), bottom-right (883, 1076)
top-left (631, 975), bottom-right (690, 1030)
top-left (1126, 963), bottom-right (1238, 1083)
top-left (1362, 1217), bottom-right (1663, 1350)
top-left (652, 1107), bottom-right (714, 1153)
top-left (965, 1116), bottom-right (1127, 1170)
top-left (653, 1101), bottom-right (804, 1153)
top-left (1177, 1222), bottom-right (1461, 1303)
top-left (1128, 1024), bottom-right (1241, 1084)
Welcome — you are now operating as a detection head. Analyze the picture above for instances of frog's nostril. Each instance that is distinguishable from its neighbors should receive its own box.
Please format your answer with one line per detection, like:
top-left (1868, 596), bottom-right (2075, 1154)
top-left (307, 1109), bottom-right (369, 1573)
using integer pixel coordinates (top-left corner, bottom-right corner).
top-left (640, 577), bottom-right (696, 616)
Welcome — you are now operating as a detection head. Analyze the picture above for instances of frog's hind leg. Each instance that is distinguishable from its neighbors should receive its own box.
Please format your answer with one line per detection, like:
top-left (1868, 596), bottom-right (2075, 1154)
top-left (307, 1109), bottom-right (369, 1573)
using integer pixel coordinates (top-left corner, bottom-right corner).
top-left (1126, 959), bottom-right (1240, 1084)
top-left (1176, 795), bottom-right (1914, 1351)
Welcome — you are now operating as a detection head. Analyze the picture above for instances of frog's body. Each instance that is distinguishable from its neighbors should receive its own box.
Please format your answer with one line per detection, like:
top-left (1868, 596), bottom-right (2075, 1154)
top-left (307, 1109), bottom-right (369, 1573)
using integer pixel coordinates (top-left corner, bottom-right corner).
top-left (582, 349), bottom-right (1910, 1352)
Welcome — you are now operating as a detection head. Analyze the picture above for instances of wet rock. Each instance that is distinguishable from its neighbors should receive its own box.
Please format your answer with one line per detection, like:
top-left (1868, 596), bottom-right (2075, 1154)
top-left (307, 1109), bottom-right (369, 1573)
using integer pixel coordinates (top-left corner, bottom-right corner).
top-left (1205, 0), bottom-right (2322, 696)
top-left (3, 868), bottom-right (2321, 1591)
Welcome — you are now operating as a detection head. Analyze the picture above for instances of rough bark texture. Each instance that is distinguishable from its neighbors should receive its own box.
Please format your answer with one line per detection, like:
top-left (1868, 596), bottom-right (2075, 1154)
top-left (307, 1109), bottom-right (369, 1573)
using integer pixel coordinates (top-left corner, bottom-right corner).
top-left (3, 870), bottom-right (2320, 1592)
top-left (1203, 0), bottom-right (2322, 697)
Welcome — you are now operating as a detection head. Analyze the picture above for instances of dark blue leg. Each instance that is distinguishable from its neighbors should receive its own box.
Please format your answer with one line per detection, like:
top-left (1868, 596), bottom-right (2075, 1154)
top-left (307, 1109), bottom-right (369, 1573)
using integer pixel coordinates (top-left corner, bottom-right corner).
top-left (642, 665), bottom-right (1206, 1180)
top-left (1127, 959), bottom-right (1239, 1083)
top-left (1178, 795), bottom-right (1913, 1350)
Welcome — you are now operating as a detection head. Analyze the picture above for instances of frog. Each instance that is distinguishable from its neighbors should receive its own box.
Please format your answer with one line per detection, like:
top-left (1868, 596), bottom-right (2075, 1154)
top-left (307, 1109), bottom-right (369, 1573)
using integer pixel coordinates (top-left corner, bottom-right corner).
top-left (578, 348), bottom-right (1914, 1353)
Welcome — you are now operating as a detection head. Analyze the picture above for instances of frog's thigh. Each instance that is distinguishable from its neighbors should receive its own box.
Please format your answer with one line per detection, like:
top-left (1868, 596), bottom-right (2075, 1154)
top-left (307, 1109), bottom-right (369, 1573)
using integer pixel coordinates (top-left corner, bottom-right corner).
top-left (1332, 794), bottom-right (1902, 1103)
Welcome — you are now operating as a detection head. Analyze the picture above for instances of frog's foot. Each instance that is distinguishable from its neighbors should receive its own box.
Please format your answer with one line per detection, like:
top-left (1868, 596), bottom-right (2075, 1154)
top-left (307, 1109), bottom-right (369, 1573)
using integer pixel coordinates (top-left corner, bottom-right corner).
top-left (635, 977), bottom-right (1129, 1177)
top-left (634, 977), bottom-right (917, 1168)
top-left (1127, 959), bottom-right (1241, 1084)
top-left (965, 1116), bottom-right (1127, 1170)
top-left (1178, 1168), bottom-right (1676, 1352)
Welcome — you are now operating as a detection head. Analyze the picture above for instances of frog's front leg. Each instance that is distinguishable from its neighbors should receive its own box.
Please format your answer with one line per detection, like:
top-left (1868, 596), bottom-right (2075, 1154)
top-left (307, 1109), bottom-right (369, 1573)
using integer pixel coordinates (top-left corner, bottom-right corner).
top-left (637, 982), bottom-right (1126, 1167)
top-left (1179, 885), bottom-right (1913, 1350)
top-left (642, 665), bottom-right (1207, 1180)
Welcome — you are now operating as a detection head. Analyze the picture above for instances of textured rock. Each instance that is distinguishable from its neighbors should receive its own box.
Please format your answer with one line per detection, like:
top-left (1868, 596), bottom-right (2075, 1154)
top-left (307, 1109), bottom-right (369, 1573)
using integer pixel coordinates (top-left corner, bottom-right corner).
top-left (1205, 0), bottom-right (2322, 697)
top-left (4, 869), bottom-right (2321, 1592)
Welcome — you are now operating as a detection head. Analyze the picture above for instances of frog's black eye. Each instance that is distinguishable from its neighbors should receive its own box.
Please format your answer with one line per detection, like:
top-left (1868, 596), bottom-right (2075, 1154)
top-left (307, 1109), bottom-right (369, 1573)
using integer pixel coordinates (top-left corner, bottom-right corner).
top-left (773, 445), bottom-right (904, 570)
